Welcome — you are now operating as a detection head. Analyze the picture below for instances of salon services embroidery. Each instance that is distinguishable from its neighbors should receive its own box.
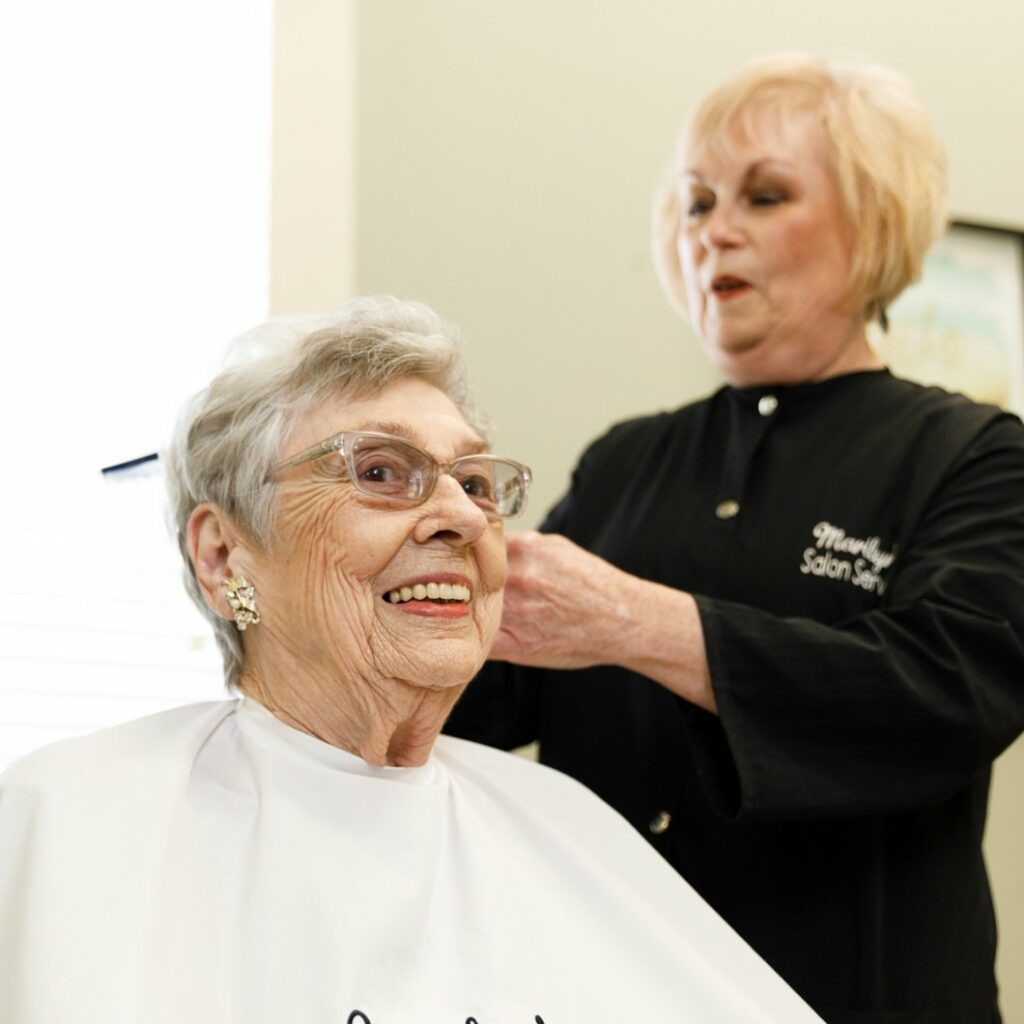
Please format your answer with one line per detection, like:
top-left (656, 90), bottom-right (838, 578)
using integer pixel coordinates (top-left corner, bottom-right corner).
top-left (799, 520), bottom-right (896, 595)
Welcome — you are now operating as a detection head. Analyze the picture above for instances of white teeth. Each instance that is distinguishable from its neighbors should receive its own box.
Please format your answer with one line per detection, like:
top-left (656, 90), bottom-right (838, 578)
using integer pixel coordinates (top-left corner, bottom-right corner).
top-left (387, 582), bottom-right (472, 605)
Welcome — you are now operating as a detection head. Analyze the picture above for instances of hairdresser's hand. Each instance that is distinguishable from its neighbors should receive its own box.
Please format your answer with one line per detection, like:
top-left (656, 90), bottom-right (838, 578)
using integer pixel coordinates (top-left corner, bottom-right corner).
top-left (489, 532), bottom-right (716, 712)
top-left (489, 532), bottom-right (628, 670)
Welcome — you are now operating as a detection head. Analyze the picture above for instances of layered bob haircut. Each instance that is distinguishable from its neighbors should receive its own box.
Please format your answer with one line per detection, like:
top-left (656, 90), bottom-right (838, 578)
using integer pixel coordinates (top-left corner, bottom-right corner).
top-left (165, 296), bottom-right (487, 689)
top-left (652, 53), bottom-right (949, 325)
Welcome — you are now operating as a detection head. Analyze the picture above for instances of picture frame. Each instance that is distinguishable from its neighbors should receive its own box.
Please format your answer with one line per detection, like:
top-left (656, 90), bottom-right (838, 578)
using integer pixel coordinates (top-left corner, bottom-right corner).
top-left (870, 220), bottom-right (1024, 417)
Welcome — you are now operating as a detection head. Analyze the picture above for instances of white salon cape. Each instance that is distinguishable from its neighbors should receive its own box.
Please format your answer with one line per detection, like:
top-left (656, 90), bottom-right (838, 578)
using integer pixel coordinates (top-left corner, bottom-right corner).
top-left (0, 699), bottom-right (821, 1023)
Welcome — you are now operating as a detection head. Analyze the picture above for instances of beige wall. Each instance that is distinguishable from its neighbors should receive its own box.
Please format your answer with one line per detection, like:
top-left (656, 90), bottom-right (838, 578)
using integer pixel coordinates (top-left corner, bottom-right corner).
top-left (356, 0), bottom-right (1024, 523)
top-left (270, 0), bottom-right (357, 313)
top-left (273, 0), bottom-right (1024, 1014)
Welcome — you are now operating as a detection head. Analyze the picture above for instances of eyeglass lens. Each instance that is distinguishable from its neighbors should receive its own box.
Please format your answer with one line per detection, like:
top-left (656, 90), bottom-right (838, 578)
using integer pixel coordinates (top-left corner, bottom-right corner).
top-left (347, 435), bottom-right (526, 516)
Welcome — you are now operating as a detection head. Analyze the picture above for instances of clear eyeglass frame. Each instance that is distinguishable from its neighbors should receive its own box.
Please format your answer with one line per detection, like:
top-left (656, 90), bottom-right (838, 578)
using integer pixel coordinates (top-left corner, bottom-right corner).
top-left (267, 430), bottom-right (532, 519)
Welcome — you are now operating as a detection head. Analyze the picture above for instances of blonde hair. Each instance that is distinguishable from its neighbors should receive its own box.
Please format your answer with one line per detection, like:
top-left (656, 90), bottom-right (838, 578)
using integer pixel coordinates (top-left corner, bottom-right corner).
top-left (652, 53), bottom-right (948, 325)
top-left (165, 296), bottom-right (487, 689)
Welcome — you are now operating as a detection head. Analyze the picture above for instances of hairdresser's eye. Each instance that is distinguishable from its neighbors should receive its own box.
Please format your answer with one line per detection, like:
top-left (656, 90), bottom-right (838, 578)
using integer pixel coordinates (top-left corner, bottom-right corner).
top-left (685, 190), bottom-right (715, 218)
top-left (749, 189), bottom-right (786, 207)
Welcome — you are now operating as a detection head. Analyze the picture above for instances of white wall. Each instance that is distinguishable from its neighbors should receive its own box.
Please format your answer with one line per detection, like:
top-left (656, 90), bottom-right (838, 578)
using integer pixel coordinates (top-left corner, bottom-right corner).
top-left (350, 1), bottom-right (1024, 1016)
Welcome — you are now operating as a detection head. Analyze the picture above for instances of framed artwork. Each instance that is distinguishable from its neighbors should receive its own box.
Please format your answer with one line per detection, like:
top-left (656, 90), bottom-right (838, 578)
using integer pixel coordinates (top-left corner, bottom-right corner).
top-left (869, 220), bottom-right (1024, 417)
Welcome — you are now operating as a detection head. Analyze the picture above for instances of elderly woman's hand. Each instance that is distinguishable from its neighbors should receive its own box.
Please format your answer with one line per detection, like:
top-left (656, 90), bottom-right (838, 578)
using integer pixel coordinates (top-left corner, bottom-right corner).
top-left (490, 532), bottom-right (717, 712)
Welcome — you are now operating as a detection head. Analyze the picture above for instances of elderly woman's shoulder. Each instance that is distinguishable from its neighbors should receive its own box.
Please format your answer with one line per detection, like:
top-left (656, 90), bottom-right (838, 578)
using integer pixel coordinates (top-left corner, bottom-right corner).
top-left (435, 732), bottom-right (588, 788)
top-left (0, 700), bottom-right (237, 795)
top-left (434, 734), bottom-right (654, 846)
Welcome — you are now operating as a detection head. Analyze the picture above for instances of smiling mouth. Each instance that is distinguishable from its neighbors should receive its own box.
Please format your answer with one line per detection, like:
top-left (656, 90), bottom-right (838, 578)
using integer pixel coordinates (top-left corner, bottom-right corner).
top-left (385, 581), bottom-right (472, 605)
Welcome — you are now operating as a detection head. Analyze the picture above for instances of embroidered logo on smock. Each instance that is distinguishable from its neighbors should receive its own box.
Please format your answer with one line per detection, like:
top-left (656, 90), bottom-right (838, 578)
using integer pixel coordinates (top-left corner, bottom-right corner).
top-left (799, 521), bottom-right (895, 595)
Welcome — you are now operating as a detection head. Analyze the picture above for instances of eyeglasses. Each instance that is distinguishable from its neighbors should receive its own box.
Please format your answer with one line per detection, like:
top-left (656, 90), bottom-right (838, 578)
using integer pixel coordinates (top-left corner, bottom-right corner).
top-left (268, 430), bottom-right (532, 519)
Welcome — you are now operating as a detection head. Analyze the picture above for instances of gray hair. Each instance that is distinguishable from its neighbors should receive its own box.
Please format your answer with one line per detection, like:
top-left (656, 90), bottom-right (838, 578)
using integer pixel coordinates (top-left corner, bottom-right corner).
top-left (165, 295), bottom-right (488, 689)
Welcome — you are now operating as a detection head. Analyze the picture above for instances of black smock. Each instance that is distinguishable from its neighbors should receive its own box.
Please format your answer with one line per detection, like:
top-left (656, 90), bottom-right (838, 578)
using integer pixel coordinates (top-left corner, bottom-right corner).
top-left (445, 370), bottom-right (1024, 1024)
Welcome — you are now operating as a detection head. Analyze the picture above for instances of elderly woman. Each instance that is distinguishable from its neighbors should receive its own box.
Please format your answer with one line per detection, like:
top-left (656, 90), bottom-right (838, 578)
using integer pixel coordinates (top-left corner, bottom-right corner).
top-left (446, 56), bottom-right (1024, 1023)
top-left (0, 298), bottom-right (820, 1023)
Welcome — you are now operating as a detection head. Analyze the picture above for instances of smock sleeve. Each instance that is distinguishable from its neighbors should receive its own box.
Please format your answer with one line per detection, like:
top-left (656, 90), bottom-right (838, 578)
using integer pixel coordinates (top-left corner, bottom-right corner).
top-left (692, 413), bottom-right (1024, 821)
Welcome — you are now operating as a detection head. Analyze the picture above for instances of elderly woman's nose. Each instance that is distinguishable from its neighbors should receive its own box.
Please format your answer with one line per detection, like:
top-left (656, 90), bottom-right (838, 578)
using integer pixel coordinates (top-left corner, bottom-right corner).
top-left (412, 474), bottom-right (490, 546)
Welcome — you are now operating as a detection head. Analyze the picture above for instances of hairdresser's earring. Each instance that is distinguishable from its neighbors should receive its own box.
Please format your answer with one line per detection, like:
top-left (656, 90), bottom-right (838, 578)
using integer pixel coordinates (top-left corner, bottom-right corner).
top-left (223, 576), bottom-right (260, 631)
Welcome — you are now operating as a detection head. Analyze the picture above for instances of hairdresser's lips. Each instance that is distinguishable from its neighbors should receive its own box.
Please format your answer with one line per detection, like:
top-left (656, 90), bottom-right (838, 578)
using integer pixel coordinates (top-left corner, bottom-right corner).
top-left (709, 275), bottom-right (753, 300)
top-left (381, 572), bottom-right (473, 618)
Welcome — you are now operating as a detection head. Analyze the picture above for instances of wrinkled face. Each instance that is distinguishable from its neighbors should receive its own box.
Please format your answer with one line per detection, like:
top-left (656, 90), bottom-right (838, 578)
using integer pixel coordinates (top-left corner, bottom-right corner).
top-left (246, 378), bottom-right (507, 693)
top-left (677, 111), bottom-right (858, 386)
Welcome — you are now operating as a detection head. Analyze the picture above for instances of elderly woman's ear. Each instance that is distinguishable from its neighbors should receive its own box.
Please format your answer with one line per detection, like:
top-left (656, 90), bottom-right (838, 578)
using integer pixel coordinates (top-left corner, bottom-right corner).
top-left (187, 504), bottom-right (258, 623)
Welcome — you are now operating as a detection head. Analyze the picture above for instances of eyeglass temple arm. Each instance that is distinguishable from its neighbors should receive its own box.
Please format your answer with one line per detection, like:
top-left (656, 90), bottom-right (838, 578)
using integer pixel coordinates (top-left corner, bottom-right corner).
top-left (268, 436), bottom-right (345, 476)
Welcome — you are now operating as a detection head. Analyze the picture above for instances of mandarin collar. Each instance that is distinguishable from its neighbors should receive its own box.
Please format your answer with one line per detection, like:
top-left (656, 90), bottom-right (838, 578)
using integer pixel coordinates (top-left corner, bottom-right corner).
top-left (724, 368), bottom-right (891, 408)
